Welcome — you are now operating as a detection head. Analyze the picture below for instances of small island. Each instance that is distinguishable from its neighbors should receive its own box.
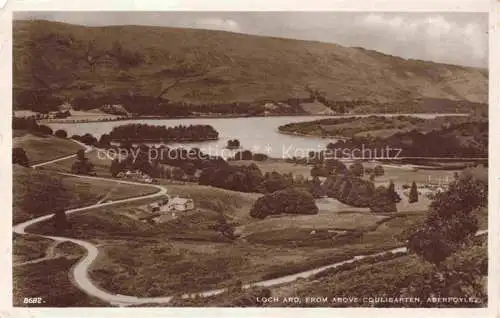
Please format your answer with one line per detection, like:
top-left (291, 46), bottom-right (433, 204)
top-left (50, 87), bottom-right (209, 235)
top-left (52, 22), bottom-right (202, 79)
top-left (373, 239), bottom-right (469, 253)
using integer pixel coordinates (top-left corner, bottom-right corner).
top-left (108, 123), bottom-right (219, 142)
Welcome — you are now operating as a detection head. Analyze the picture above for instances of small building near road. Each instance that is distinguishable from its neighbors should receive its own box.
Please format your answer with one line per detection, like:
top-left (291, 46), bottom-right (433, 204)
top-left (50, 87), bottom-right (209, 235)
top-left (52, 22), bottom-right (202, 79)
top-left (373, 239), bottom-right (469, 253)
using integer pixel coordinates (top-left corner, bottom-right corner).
top-left (149, 202), bottom-right (160, 212)
top-left (161, 197), bottom-right (195, 212)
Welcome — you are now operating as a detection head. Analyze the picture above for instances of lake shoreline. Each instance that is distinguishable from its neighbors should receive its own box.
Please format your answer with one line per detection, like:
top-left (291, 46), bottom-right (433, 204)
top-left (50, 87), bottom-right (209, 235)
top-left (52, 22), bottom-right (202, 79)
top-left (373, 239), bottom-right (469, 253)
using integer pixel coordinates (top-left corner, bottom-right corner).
top-left (44, 113), bottom-right (476, 159)
top-left (277, 128), bottom-right (349, 141)
top-left (38, 112), bottom-right (471, 124)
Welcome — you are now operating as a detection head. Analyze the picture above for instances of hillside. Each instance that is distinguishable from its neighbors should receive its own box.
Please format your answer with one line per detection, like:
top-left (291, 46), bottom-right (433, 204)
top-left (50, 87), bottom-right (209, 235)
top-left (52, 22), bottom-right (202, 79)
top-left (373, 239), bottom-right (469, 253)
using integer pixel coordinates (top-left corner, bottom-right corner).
top-left (13, 20), bottom-right (488, 114)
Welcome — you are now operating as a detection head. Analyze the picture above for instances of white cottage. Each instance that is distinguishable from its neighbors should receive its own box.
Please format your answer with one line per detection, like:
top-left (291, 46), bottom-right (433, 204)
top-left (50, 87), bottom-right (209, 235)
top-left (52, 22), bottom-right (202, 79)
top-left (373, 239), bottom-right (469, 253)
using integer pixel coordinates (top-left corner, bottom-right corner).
top-left (160, 197), bottom-right (195, 212)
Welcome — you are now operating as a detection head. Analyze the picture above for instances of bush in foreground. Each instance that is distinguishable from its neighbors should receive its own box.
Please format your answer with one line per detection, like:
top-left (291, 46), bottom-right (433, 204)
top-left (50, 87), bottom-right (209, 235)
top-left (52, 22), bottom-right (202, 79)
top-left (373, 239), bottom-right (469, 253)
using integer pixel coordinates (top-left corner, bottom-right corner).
top-left (13, 147), bottom-right (30, 167)
top-left (408, 166), bottom-right (487, 265)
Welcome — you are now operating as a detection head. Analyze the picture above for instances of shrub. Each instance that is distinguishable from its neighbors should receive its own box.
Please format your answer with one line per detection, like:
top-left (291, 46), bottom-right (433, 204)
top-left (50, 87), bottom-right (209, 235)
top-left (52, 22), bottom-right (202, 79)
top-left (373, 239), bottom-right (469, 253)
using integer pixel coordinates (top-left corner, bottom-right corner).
top-left (98, 134), bottom-right (111, 148)
top-left (373, 164), bottom-right (385, 176)
top-left (36, 125), bottom-right (53, 135)
top-left (349, 161), bottom-right (364, 177)
top-left (54, 129), bottom-right (68, 138)
top-left (325, 158), bottom-right (348, 175)
top-left (71, 149), bottom-right (95, 175)
top-left (13, 147), bottom-right (30, 167)
top-left (234, 150), bottom-right (253, 161)
top-left (252, 153), bottom-right (268, 161)
top-left (80, 133), bottom-right (98, 145)
top-left (311, 164), bottom-right (328, 177)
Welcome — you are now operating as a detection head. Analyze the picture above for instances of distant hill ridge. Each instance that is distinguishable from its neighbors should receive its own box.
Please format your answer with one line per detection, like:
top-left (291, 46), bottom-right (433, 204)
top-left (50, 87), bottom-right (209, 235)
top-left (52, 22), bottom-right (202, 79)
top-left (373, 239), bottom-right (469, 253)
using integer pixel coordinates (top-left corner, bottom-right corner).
top-left (13, 19), bottom-right (488, 114)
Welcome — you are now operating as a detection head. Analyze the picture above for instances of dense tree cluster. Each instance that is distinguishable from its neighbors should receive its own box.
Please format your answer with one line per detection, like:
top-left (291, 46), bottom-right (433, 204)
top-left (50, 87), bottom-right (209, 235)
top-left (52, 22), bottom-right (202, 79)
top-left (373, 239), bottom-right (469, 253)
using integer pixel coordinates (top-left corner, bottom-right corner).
top-left (232, 150), bottom-right (268, 161)
top-left (322, 168), bottom-right (399, 212)
top-left (109, 145), bottom-right (225, 180)
top-left (323, 174), bottom-right (376, 207)
top-left (72, 133), bottom-right (98, 146)
top-left (199, 163), bottom-right (264, 193)
top-left (408, 166), bottom-right (487, 265)
top-left (325, 122), bottom-right (488, 158)
top-left (309, 159), bottom-right (348, 177)
top-left (65, 92), bottom-right (309, 117)
top-left (249, 188), bottom-right (318, 219)
top-left (370, 186), bottom-right (398, 213)
top-left (13, 117), bottom-right (53, 136)
top-left (13, 89), bottom-right (63, 113)
top-left (108, 123), bottom-right (219, 142)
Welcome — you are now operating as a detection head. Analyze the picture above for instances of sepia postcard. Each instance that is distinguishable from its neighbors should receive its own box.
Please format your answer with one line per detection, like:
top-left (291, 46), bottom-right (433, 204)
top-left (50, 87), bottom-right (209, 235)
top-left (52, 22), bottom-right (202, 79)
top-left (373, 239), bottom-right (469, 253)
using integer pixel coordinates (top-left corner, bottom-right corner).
top-left (4, 1), bottom-right (498, 317)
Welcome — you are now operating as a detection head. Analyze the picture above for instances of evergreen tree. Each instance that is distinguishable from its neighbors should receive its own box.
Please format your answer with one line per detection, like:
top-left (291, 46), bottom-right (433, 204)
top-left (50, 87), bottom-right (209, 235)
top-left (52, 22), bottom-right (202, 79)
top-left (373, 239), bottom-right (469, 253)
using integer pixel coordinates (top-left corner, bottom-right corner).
top-left (309, 176), bottom-right (325, 198)
top-left (110, 159), bottom-right (122, 177)
top-left (72, 149), bottom-right (95, 175)
top-left (76, 149), bottom-right (86, 161)
top-left (52, 209), bottom-right (69, 233)
top-left (409, 181), bottom-right (419, 203)
top-left (373, 164), bottom-right (385, 176)
top-left (98, 133), bottom-right (111, 148)
top-left (388, 180), bottom-right (402, 203)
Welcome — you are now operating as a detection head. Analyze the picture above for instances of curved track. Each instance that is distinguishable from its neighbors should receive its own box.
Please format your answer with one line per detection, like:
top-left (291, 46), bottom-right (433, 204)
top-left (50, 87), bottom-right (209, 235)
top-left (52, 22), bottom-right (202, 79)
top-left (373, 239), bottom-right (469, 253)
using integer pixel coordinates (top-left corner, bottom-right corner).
top-left (13, 140), bottom-right (488, 306)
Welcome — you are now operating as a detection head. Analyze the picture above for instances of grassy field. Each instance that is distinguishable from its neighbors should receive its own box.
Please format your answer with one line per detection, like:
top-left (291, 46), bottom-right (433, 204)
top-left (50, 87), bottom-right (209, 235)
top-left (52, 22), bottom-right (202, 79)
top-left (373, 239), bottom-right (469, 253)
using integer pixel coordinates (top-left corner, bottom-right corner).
top-left (13, 164), bottom-right (159, 224)
top-left (12, 234), bottom-right (54, 264)
top-left (13, 242), bottom-right (108, 307)
top-left (230, 159), bottom-right (313, 178)
top-left (269, 238), bottom-right (487, 308)
top-left (25, 177), bottom-right (427, 298)
top-left (365, 164), bottom-right (460, 212)
top-left (84, 210), bottom-right (423, 297)
top-left (239, 210), bottom-right (384, 236)
top-left (41, 109), bottom-right (121, 123)
top-left (167, 235), bottom-right (487, 307)
top-left (13, 132), bottom-right (82, 164)
top-left (41, 148), bottom-right (114, 177)
top-left (366, 164), bottom-right (459, 185)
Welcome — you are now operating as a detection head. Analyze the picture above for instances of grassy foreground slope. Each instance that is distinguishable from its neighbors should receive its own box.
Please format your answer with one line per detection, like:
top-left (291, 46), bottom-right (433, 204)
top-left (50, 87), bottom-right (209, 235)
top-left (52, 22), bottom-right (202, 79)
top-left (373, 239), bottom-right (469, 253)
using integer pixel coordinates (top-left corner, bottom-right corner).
top-left (14, 20), bottom-right (487, 112)
top-left (13, 132), bottom-right (82, 164)
top-left (13, 242), bottom-right (108, 307)
top-left (13, 165), bottom-right (158, 224)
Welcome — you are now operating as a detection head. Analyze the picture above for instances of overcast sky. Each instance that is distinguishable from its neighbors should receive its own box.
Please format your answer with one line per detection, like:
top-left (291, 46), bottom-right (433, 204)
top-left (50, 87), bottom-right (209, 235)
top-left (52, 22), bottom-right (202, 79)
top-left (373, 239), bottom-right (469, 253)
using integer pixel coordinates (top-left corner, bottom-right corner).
top-left (15, 11), bottom-right (488, 68)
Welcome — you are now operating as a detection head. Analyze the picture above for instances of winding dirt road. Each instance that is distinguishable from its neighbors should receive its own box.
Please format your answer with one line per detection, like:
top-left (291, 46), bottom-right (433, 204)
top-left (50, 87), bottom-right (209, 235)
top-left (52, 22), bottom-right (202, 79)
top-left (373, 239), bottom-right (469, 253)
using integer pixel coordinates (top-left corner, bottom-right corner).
top-left (13, 140), bottom-right (488, 306)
